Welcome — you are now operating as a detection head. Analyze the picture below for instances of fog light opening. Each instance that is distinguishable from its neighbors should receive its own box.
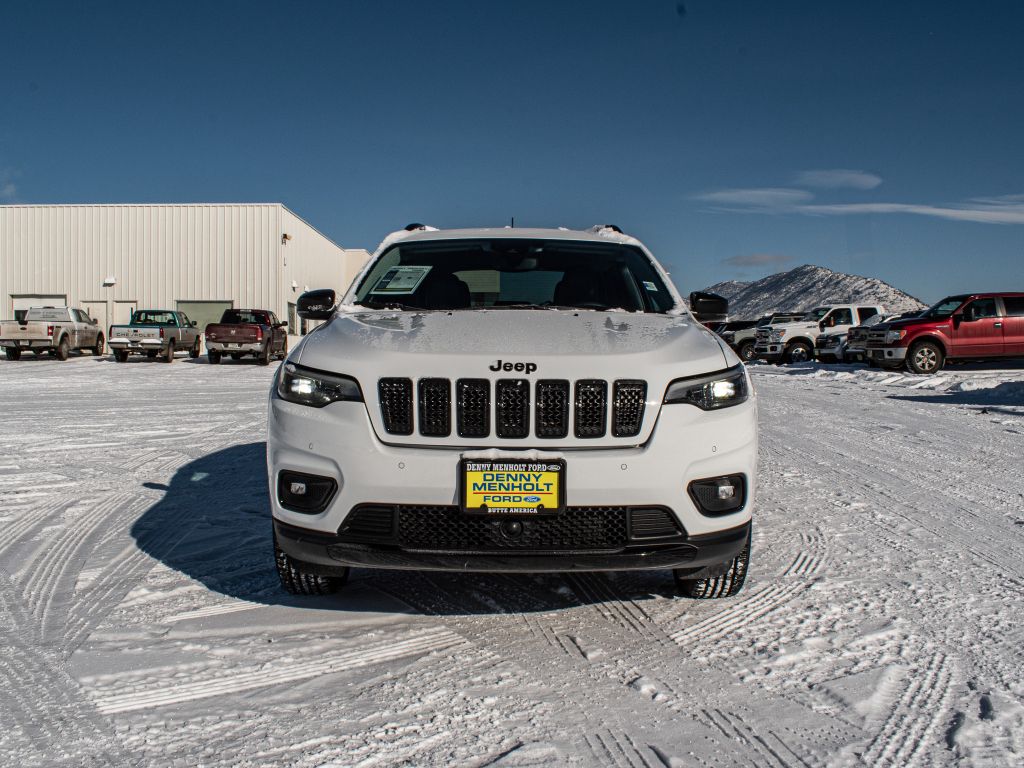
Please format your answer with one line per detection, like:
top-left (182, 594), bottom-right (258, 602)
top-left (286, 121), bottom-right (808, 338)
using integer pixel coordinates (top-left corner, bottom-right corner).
top-left (278, 471), bottom-right (337, 514)
top-left (688, 475), bottom-right (746, 516)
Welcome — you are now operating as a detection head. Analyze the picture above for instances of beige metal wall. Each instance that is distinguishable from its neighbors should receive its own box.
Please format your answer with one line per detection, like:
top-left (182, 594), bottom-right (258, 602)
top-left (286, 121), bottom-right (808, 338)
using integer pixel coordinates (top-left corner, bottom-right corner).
top-left (0, 204), bottom-right (360, 328)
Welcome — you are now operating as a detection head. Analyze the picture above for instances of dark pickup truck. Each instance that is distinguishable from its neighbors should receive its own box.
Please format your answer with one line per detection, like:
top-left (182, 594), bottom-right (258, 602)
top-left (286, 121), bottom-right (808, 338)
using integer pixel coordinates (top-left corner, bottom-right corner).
top-left (205, 309), bottom-right (288, 365)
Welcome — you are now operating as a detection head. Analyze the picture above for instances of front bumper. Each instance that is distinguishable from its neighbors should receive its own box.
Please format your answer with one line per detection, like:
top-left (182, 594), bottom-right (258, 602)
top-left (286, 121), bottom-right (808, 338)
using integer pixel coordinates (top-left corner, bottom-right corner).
top-left (867, 346), bottom-right (907, 363)
top-left (754, 343), bottom-right (784, 361)
top-left (275, 517), bottom-right (751, 573)
top-left (268, 390), bottom-right (757, 548)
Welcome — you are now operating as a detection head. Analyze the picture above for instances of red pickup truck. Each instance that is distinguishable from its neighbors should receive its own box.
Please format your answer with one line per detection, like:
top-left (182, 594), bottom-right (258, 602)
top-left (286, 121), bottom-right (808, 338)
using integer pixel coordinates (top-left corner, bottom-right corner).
top-left (204, 309), bottom-right (288, 365)
top-left (866, 292), bottom-right (1024, 373)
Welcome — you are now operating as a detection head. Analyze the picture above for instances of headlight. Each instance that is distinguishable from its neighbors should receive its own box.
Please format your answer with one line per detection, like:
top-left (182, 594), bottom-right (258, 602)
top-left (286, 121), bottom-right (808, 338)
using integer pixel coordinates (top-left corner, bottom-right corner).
top-left (276, 363), bottom-right (362, 407)
top-left (770, 329), bottom-right (786, 341)
top-left (885, 329), bottom-right (906, 344)
top-left (664, 364), bottom-right (750, 410)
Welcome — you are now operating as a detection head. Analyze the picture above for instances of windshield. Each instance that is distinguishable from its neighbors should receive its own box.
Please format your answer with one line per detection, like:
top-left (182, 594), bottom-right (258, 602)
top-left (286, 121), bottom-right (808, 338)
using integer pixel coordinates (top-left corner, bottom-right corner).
top-left (799, 307), bottom-right (830, 322)
top-left (920, 295), bottom-right (969, 319)
top-left (352, 239), bottom-right (675, 313)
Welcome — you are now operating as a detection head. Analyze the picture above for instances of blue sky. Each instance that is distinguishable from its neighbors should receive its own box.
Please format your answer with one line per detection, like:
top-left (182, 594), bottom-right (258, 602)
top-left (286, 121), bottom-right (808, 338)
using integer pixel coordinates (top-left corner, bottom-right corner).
top-left (3, 0), bottom-right (1023, 304)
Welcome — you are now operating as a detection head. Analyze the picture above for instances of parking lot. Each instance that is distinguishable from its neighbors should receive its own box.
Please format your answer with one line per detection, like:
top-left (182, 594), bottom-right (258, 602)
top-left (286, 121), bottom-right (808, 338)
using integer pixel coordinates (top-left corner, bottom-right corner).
top-left (1, 355), bottom-right (1023, 767)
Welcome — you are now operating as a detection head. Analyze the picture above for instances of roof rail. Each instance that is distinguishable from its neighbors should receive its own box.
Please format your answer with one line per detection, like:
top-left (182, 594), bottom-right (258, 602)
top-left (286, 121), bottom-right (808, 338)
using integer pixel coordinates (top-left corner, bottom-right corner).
top-left (588, 224), bottom-right (624, 234)
top-left (403, 222), bottom-right (439, 232)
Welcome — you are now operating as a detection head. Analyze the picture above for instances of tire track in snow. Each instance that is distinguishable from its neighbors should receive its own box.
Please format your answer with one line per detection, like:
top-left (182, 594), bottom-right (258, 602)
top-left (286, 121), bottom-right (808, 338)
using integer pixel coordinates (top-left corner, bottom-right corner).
top-left (87, 627), bottom-right (464, 714)
top-left (859, 651), bottom-right (954, 768)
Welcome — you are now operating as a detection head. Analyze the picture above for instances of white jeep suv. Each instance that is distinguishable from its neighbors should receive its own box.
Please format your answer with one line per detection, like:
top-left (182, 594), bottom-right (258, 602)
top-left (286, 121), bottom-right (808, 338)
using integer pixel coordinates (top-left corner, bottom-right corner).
top-left (268, 226), bottom-right (757, 599)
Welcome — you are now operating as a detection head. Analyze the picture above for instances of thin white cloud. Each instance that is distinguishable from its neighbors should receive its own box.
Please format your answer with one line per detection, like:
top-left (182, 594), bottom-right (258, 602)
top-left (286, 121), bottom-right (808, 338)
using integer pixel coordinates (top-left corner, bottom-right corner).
top-left (794, 169), bottom-right (882, 190)
top-left (0, 182), bottom-right (16, 201)
top-left (694, 187), bottom-right (813, 208)
top-left (722, 253), bottom-right (791, 268)
top-left (694, 186), bottom-right (1024, 225)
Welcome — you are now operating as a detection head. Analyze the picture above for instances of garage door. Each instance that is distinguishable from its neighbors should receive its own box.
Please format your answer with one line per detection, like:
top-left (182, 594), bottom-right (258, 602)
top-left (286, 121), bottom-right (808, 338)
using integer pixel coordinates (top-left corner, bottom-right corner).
top-left (11, 294), bottom-right (67, 322)
top-left (177, 301), bottom-right (233, 332)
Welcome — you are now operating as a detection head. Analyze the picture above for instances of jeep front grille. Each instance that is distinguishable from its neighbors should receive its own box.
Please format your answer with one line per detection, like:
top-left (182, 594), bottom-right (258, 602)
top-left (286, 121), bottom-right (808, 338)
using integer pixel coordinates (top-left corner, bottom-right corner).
top-left (379, 377), bottom-right (645, 441)
top-left (379, 378), bottom-right (414, 435)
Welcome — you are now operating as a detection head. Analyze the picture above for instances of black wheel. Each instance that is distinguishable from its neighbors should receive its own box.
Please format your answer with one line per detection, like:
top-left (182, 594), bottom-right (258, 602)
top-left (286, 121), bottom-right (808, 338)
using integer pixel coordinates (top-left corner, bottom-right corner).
top-left (257, 343), bottom-right (271, 366)
top-left (674, 527), bottom-right (750, 599)
top-left (4, 347), bottom-right (21, 361)
top-left (279, 336), bottom-right (289, 360)
top-left (93, 334), bottom-right (105, 356)
top-left (274, 535), bottom-right (347, 595)
top-left (785, 341), bottom-right (813, 364)
top-left (207, 349), bottom-right (221, 365)
top-left (113, 349), bottom-right (129, 363)
top-left (189, 337), bottom-right (201, 358)
top-left (163, 341), bottom-right (175, 363)
top-left (906, 341), bottom-right (944, 374)
top-left (55, 336), bottom-right (70, 361)
top-left (737, 340), bottom-right (756, 362)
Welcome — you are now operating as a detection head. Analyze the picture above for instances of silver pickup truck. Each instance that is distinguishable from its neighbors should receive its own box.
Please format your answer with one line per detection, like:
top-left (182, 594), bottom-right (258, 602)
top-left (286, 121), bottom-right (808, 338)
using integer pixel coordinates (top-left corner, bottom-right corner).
top-left (108, 309), bottom-right (202, 363)
top-left (0, 306), bottom-right (105, 361)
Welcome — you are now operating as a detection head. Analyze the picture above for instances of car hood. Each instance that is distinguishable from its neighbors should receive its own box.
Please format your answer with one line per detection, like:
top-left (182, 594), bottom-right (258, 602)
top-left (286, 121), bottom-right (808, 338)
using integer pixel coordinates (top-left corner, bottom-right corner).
top-left (294, 309), bottom-right (732, 380)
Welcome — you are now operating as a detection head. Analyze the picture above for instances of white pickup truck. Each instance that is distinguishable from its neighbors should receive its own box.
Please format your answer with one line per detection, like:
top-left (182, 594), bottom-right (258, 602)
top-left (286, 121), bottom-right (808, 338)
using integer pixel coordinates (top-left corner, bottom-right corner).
top-left (269, 224), bottom-right (758, 601)
top-left (754, 304), bottom-right (885, 363)
top-left (0, 306), bottom-right (105, 361)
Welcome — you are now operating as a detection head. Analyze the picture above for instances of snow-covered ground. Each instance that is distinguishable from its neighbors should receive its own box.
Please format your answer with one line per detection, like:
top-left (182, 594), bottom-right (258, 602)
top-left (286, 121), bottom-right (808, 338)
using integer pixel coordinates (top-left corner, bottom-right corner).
top-left (1, 354), bottom-right (1022, 767)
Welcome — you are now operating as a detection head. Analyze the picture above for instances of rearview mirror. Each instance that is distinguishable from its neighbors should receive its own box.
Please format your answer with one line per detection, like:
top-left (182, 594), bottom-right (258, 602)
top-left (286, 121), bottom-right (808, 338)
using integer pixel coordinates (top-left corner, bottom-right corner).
top-left (297, 289), bottom-right (337, 320)
top-left (688, 292), bottom-right (728, 324)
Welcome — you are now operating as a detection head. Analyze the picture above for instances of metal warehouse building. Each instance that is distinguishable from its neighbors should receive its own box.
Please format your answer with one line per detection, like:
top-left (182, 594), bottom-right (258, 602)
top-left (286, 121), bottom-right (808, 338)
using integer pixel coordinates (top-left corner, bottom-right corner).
top-left (0, 203), bottom-right (369, 333)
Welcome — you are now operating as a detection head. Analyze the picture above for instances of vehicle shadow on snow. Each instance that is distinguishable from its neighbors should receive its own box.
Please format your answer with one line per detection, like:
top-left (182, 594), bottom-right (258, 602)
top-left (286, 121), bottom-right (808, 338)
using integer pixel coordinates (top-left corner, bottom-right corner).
top-left (889, 380), bottom-right (1024, 411)
top-left (131, 441), bottom-right (677, 615)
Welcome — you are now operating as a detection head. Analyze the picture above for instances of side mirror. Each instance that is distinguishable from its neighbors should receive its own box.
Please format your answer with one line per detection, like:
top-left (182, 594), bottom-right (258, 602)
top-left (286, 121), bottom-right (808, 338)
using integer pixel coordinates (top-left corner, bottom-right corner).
top-left (279, 321), bottom-right (289, 328)
top-left (297, 289), bottom-right (337, 320)
top-left (191, 320), bottom-right (198, 327)
top-left (818, 321), bottom-right (826, 331)
top-left (688, 291), bottom-right (728, 323)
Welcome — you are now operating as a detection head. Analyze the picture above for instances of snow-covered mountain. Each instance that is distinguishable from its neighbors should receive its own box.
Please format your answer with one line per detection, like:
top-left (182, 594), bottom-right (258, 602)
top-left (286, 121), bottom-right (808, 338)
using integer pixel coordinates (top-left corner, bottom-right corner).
top-left (701, 264), bottom-right (925, 319)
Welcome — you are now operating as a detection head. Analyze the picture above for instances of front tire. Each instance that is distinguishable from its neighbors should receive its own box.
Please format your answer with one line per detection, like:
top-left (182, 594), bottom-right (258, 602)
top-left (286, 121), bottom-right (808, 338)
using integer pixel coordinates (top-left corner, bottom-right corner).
top-left (737, 340), bottom-right (756, 363)
top-left (906, 341), bottom-right (944, 374)
top-left (274, 535), bottom-right (347, 595)
top-left (55, 336), bottom-right (70, 361)
top-left (4, 347), bottom-right (21, 361)
top-left (674, 528), bottom-right (750, 599)
top-left (93, 334), bottom-right (105, 356)
top-left (785, 341), bottom-right (813, 364)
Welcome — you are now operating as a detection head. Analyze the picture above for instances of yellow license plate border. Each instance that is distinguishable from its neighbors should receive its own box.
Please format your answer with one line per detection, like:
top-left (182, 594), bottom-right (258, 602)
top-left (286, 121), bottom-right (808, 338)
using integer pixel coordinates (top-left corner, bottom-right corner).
top-left (459, 458), bottom-right (566, 515)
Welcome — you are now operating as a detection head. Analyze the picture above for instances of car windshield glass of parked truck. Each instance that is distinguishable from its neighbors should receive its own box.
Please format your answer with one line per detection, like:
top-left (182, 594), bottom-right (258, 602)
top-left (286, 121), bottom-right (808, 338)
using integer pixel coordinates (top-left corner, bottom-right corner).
top-left (132, 311), bottom-right (178, 325)
top-left (353, 240), bottom-right (674, 313)
top-left (800, 307), bottom-right (830, 322)
top-left (920, 295), bottom-right (970, 319)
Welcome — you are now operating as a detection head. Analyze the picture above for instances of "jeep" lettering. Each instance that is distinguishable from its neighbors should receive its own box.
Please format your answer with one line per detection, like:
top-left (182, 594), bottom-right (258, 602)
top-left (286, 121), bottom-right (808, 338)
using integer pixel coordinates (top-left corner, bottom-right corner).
top-left (489, 359), bottom-right (537, 374)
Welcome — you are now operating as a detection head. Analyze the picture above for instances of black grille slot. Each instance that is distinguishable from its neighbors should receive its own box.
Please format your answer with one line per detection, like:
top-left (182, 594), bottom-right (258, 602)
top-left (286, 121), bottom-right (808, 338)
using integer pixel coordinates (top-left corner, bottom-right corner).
top-left (629, 508), bottom-right (682, 539)
top-left (397, 506), bottom-right (629, 551)
top-left (418, 378), bottom-right (451, 437)
top-left (574, 379), bottom-right (608, 438)
top-left (339, 505), bottom-right (395, 540)
top-left (612, 380), bottom-right (647, 438)
top-left (457, 379), bottom-right (490, 438)
top-left (535, 380), bottom-right (570, 438)
top-left (378, 378), bottom-right (413, 435)
top-left (496, 379), bottom-right (530, 439)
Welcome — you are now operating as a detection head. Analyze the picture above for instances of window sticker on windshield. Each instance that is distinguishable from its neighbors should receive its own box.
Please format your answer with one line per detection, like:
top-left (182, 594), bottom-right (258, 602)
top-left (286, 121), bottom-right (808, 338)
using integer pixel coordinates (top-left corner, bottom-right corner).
top-left (370, 265), bottom-right (433, 295)
top-left (642, 280), bottom-right (658, 291)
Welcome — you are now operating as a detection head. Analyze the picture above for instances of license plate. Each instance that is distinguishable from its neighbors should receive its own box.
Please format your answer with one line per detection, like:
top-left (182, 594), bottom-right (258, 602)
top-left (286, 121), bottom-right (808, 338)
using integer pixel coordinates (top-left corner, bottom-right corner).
top-left (459, 459), bottom-right (565, 515)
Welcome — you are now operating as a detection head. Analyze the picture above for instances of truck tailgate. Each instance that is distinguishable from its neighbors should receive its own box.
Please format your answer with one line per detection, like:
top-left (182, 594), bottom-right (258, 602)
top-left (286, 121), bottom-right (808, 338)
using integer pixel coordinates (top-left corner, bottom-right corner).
top-left (0, 321), bottom-right (53, 341)
top-left (110, 326), bottom-right (162, 340)
top-left (205, 324), bottom-right (261, 343)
